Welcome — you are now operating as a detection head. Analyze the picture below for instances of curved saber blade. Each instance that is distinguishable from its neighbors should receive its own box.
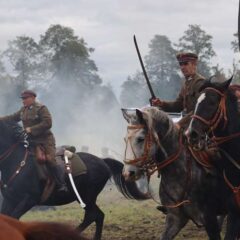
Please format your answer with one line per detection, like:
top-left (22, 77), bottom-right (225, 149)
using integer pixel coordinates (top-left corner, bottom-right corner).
top-left (64, 155), bottom-right (86, 208)
top-left (239, 0), bottom-right (240, 50)
top-left (134, 35), bottom-right (156, 99)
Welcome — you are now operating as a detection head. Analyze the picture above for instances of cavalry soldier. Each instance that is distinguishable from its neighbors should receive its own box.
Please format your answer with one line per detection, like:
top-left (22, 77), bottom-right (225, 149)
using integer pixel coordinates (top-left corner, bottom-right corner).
top-left (0, 90), bottom-right (68, 192)
top-left (151, 52), bottom-right (206, 128)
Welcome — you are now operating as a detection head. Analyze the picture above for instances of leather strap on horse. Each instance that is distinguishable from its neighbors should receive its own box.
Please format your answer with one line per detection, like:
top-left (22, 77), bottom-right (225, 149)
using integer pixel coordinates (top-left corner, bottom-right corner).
top-left (0, 149), bottom-right (29, 189)
top-left (210, 132), bottom-right (240, 147)
top-left (223, 170), bottom-right (240, 209)
top-left (158, 145), bottom-right (192, 210)
top-left (188, 146), bottom-right (213, 169)
top-left (191, 87), bottom-right (228, 131)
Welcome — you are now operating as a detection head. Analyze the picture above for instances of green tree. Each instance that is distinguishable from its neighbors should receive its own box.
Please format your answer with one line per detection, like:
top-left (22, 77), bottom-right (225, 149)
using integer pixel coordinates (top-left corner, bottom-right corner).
top-left (120, 35), bottom-right (181, 107)
top-left (176, 24), bottom-right (216, 77)
top-left (3, 36), bottom-right (40, 89)
top-left (145, 35), bottom-right (181, 100)
top-left (39, 24), bottom-right (101, 91)
top-left (120, 74), bottom-right (148, 108)
top-left (231, 33), bottom-right (238, 53)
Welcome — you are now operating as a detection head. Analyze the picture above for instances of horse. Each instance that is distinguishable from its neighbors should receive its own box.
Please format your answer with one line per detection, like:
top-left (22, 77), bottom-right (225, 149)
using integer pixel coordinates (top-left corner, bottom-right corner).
top-left (186, 77), bottom-right (240, 240)
top-left (122, 107), bottom-right (226, 240)
top-left (0, 119), bottom-right (149, 240)
top-left (0, 213), bottom-right (89, 240)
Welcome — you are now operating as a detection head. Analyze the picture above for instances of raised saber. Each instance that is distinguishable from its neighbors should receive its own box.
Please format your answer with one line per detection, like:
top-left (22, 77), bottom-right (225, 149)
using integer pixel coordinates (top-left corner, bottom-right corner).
top-left (238, 0), bottom-right (240, 50)
top-left (134, 35), bottom-right (156, 99)
top-left (64, 153), bottom-right (86, 208)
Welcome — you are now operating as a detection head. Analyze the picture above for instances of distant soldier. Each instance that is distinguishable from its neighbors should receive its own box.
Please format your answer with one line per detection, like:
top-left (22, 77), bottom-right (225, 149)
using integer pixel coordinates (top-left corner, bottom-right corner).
top-left (0, 90), bottom-right (67, 192)
top-left (151, 52), bottom-right (206, 128)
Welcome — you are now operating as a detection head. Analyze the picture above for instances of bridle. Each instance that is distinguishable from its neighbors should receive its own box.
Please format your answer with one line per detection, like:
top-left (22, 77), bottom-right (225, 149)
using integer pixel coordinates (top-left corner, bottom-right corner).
top-left (191, 87), bottom-right (240, 147)
top-left (191, 87), bottom-right (228, 132)
top-left (123, 122), bottom-right (193, 209)
top-left (123, 124), bottom-right (183, 176)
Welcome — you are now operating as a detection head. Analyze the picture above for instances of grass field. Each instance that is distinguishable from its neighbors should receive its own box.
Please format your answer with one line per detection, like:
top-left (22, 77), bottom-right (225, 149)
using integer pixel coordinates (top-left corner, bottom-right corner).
top-left (20, 184), bottom-right (217, 240)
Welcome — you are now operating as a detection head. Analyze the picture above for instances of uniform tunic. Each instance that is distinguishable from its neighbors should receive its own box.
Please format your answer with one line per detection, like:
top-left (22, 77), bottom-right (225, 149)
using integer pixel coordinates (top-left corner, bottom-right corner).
top-left (160, 73), bottom-right (206, 128)
top-left (1, 102), bottom-right (56, 163)
top-left (160, 73), bottom-right (205, 113)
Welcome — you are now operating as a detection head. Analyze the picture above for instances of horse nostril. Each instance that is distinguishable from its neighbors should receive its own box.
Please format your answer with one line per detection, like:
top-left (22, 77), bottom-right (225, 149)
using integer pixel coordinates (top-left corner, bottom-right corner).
top-left (189, 130), bottom-right (199, 141)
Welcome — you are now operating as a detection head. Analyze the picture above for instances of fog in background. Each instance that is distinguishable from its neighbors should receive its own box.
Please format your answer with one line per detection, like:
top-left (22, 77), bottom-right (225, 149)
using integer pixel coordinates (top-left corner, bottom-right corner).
top-left (0, 80), bottom-right (126, 160)
top-left (0, 24), bottom-right (129, 160)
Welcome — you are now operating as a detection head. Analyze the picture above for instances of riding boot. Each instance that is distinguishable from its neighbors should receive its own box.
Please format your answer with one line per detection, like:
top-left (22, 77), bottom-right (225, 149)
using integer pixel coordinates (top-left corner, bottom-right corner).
top-left (48, 163), bottom-right (68, 192)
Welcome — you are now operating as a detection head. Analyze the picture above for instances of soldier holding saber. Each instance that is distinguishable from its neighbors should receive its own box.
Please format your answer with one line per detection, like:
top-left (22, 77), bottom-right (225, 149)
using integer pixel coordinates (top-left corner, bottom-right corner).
top-left (134, 35), bottom-right (206, 129)
top-left (150, 52), bottom-right (206, 129)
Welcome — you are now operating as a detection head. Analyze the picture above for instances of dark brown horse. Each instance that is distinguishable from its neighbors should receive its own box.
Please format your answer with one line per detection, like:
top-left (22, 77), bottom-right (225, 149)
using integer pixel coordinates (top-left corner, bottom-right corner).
top-left (186, 78), bottom-right (240, 240)
top-left (0, 213), bottom-right (89, 240)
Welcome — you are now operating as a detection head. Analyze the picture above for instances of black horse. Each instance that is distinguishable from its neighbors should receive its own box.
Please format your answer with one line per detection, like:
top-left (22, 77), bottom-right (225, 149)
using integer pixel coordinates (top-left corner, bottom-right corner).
top-left (0, 120), bottom-right (149, 240)
top-left (186, 78), bottom-right (240, 240)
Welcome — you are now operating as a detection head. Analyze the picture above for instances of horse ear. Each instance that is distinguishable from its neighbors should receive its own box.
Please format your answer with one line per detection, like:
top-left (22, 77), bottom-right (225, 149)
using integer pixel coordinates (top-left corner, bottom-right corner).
top-left (221, 76), bottom-right (233, 90)
top-left (121, 108), bottom-right (132, 123)
top-left (136, 109), bottom-right (149, 125)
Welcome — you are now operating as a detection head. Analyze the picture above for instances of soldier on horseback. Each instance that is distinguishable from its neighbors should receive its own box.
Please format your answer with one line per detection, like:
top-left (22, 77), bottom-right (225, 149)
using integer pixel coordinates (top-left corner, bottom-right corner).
top-left (151, 52), bottom-right (206, 129)
top-left (0, 90), bottom-right (68, 193)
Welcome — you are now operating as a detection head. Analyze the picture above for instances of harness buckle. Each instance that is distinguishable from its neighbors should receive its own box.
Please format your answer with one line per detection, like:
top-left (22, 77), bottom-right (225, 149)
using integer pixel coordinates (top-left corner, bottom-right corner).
top-left (20, 160), bottom-right (26, 167)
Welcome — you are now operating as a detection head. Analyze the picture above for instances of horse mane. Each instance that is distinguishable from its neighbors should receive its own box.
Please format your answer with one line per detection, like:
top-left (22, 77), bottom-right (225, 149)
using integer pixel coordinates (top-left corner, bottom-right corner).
top-left (143, 107), bottom-right (177, 140)
top-left (0, 119), bottom-right (28, 145)
top-left (0, 214), bottom-right (89, 240)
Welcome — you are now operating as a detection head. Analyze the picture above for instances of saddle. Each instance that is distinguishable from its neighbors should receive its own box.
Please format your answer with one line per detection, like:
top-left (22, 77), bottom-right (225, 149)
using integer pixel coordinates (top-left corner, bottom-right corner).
top-left (34, 145), bottom-right (87, 203)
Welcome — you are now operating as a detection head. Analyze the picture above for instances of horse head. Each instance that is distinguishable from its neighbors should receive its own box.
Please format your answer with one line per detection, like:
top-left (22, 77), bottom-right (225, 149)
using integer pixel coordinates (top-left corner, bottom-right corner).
top-left (186, 77), bottom-right (233, 150)
top-left (121, 107), bottom-right (178, 181)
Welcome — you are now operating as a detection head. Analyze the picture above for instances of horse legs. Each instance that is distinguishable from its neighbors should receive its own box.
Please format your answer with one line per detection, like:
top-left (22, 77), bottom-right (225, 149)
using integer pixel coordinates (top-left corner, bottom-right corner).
top-left (1, 198), bottom-right (16, 216)
top-left (224, 211), bottom-right (240, 240)
top-left (2, 194), bottom-right (36, 219)
top-left (203, 212), bottom-right (221, 240)
top-left (77, 204), bottom-right (104, 240)
top-left (160, 212), bottom-right (188, 240)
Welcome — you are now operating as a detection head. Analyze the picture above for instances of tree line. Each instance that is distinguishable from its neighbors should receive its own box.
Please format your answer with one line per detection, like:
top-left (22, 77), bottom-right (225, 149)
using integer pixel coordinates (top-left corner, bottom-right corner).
top-left (0, 24), bottom-right (239, 112)
top-left (120, 24), bottom-right (239, 107)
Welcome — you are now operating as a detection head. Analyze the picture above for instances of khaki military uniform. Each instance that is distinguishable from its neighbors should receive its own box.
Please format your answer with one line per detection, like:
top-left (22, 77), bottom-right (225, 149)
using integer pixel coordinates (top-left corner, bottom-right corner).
top-left (160, 73), bottom-right (206, 128)
top-left (1, 102), bottom-right (56, 164)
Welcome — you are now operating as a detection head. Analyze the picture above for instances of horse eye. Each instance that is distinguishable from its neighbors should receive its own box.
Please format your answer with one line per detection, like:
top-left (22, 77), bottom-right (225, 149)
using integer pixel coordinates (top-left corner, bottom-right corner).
top-left (137, 137), bottom-right (145, 143)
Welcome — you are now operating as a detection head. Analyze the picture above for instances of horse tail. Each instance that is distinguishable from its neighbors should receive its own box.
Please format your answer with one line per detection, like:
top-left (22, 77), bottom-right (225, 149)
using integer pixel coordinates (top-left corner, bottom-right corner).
top-left (103, 158), bottom-right (150, 200)
top-left (24, 222), bottom-right (89, 240)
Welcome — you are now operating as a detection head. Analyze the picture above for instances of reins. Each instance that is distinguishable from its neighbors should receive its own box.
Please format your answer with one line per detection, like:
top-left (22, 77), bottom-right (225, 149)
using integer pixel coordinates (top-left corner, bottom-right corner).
top-left (124, 124), bottom-right (183, 176)
top-left (191, 87), bottom-right (240, 202)
top-left (0, 144), bottom-right (29, 189)
top-left (191, 87), bottom-right (228, 131)
top-left (124, 123), bottom-right (192, 209)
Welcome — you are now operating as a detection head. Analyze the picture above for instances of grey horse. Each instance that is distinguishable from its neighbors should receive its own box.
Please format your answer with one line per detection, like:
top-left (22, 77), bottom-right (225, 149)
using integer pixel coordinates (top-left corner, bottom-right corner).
top-left (122, 107), bottom-right (226, 240)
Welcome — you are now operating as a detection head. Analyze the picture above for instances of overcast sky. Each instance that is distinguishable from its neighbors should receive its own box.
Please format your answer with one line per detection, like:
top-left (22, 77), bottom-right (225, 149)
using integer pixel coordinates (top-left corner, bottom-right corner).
top-left (0, 0), bottom-right (239, 97)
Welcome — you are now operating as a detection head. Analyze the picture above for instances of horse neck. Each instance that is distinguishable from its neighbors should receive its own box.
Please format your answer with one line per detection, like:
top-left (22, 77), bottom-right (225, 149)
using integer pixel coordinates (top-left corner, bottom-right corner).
top-left (156, 127), bottom-right (187, 173)
top-left (0, 144), bottom-right (28, 180)
top-left (216, 95), bottom-right (240, 154)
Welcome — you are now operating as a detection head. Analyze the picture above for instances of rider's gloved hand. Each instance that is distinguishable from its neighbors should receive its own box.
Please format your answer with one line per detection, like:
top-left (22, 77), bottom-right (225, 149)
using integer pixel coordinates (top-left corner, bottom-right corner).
top-left (149, 97), bottom-right (163, 107)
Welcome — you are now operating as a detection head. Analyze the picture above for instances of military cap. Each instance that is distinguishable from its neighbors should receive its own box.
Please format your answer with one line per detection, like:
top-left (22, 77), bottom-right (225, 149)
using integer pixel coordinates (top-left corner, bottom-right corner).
top-left (20, 90), bottom-right (37, 98)
top-left (176, 52), bottom-right (198, 63)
